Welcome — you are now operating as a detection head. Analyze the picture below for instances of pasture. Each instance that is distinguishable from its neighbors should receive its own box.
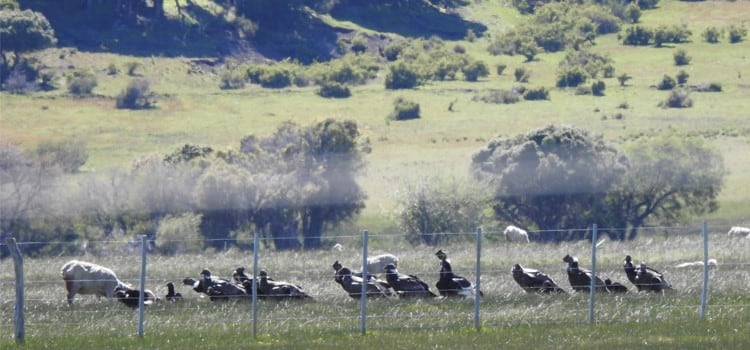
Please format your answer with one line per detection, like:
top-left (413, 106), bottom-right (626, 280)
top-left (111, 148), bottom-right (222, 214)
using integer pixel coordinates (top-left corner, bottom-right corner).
top-left (2, 227), bottom-right (749, 348)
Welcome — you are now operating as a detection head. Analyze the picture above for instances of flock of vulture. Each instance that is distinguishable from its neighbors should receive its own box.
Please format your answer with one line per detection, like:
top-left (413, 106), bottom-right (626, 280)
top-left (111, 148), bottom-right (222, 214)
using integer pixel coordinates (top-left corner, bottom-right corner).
top-left (172, 252), bottom-right (671, 304)
top-left (512, 254), bottom-right (673, 295)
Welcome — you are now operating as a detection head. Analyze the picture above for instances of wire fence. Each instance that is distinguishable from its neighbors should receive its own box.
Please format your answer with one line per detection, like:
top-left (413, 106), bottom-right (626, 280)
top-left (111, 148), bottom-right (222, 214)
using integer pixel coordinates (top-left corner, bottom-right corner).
top-left (2, 223), bottom-right (749, 342)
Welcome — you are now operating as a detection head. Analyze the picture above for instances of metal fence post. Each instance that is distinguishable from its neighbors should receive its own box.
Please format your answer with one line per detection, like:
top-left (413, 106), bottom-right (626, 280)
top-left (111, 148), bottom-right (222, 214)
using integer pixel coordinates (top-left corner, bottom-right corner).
top-left (6, 237), bottom-right (25, 344)
top-left (252, 231), bottom-right (259, 338)
top-left (138, 234), bottom-right (147, 338)
top-left (588, 224), bottom-right (598, 325)
top-left (474, 227), bottom-right (482, 332)
top-left (700, 221), bottom-right (709, 320)
top-left (360, 230), bottom-right (369, 335)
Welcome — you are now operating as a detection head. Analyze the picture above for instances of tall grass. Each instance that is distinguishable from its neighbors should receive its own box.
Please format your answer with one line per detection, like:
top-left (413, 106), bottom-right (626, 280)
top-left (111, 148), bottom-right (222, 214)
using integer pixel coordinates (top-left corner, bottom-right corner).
top-left (1, 229), bottom-right (748, 348)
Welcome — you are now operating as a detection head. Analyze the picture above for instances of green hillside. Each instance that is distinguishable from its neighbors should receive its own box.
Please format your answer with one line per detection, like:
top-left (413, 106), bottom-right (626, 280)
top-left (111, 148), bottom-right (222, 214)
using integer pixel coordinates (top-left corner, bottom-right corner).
top-left (1, 0), bottom-right (749, 235)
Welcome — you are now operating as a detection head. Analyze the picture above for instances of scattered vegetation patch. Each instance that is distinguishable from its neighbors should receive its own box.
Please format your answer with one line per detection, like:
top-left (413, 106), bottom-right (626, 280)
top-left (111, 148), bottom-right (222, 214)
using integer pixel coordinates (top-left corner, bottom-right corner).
top-left (659, 89), bottom-right (693, 108)
top-left (116, 78), bottom-right (155, 109)
top-left (473, 89), bottom-right (521, 104)
top-left (316, 81), bottom-right (351, 98)
top-left (389, 97), bottom-right (420, 120)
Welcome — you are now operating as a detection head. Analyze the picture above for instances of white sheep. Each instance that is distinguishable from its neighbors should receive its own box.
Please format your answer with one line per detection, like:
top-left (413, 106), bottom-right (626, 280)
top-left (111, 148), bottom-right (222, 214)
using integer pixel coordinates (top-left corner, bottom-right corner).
top-left (366, 253), bottom-right (399, 274)
top-left (728, 226), bottom-right (750, 238)
top-left (503, 225), bottom-right (530, 243)
top-left (674, 259), bottom-right (719, 269)
top-left (60, 260), bottom-right (131, 305)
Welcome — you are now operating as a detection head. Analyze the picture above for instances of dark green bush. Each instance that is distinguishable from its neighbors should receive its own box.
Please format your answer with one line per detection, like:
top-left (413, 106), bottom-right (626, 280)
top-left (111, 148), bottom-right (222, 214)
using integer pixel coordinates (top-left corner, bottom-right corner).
top-left (350, 35), bottom-right (368, 54)
top-left (381, 42), bottom-right (404, 61)
top-left (514, 67), bottom-right (530, 83)
top-left (657, 74), bottom-right (677, 90)
top-left (556, 67), bottom-right (588, 87)
top-left (591, 80), bottom-right (606, 96)
top-left (703, 26), bottom-right (721, 43)
top-left (727, 25), bottom-right (747, 43)
top-left (461, 60), bottom-right (489, 82)
top-left (676, 70), bottom-right (689, 85)
top-left (522, 87), bottom-right (549, 100)
top-left (125, 61), bottom-right (141, 76)
top-left (389, 97), bottom-right (420, 120)
top-left (66, 70), bottom-right (97, 95)
top-left (659, 89), bottom-right (693, 108)
top-left (673, 49), bottom-right (691, 66)
top-left (453, 44), bottom-right (466, 54)
top-left (385, 63), bottom-right (420, 90)
top-left (496, 64), bottom-right (507, 75)
top-left (653, 25), bottom-right (692, 47)
top-left (258, 67), bottom-right (292, 88)
top-left (116, 78), bottom-right (155, 109)
top-left (621, 25), bottom-right (653, 46)
top-left (317, 81), bottom-right (351, 98)
top-left (623, 3), bottom-right (641, 24)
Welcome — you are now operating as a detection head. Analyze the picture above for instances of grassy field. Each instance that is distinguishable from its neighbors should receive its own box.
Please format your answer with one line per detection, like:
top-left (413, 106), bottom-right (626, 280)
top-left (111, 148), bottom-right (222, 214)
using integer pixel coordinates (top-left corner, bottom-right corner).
top-left (1, 229), bottom-right (749, 348)
top-left (1, 1), bottom-right (749, 231)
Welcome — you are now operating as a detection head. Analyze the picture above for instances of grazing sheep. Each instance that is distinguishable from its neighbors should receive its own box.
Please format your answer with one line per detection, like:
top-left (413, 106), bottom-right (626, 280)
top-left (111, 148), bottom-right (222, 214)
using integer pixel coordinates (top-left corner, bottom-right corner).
top-left (435, 250), bottom-right (481, 297)
top-left (366, 254), bottom-right (399, 275)
top-left (511, 263), bottom-right (566, 294)
top-left (165, 282), bottom-right (183, 302)
top-left (384, 264), bottom-right (437, 298)
top-left (635, 263), bottom-right (672, 293)
top-left (675, 259), bottom-right (719, 269)
top-left (562, 254), bottom-right (608, 293)
top-left (503, 225), bottom-right (530, 243)
top-left (728, 226), bottom-right (750, 238)
top-left (60, 260), bottom-right (131, 305)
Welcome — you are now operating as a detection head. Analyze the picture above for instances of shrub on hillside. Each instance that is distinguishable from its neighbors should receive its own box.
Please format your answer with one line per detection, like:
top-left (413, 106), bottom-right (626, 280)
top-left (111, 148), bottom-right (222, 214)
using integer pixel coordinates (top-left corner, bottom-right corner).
top-left (350, 35), bottom-right (368, 54)
top-left (116, 78), bottom-right (155, 109)
top-left (656, 74), bottom-right (677, 90)
top-left (389, 97), bottom-right (420, 120)
top-left (514, 67), bottom-right (530, 83)
top-left (591, 80), bottom-right (606, 96)
top-left (461, 60), bottom-right (489, 82)
top-left (220, 70), bottom-right (246, 90)
top-left (496, 64), bottom-right (507, 75)
top-left (653, 25), bottom-right (692, 47)
top-left (556, 67), bottom-right (588, 87)
top-left (317, 81), bottom-right (351, 98)
top-left (659, 89), bottom-right (693, 108)
top-left (727, 25), bottom-right (747, 43)
top-left (66, 70), bottom-right (97, 96)
top-left (676, 70), bottom-right (689, 85)
top-left (522, 87), bottom-right (549, 101)
top-left (385, 63), bottom-right (420, 89)
top-left (473, 89), bottom-right (521, 104)
top-left (125, 61), bottom-right (141, 76)
top-left (673, 49), bottom-right (691, 66)
top-left (617, 73), bottom-right (632, 86)
top-left (623, 3), bottom-right (641, 24)
top-left (258, 67), bottom-right (292, 88)
top-left (381, 42), bottom-right (404, 61)
top-left (703, 26), bottom-right (721, 43)
top-left (621, 25), bottom-right (653, 45)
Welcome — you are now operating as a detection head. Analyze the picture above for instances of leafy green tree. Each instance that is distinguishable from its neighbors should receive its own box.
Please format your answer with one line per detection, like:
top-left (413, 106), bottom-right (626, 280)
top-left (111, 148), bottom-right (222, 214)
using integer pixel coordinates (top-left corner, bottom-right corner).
top-left (0, 9), bottom-right (56, 85)
top-left (604, 136), bottom-right (724, 240)
top-left (471, 125), bottom-right (628, 242)
top-left (396, 176), bottom-right (488, 245)
top-left (35, 138), bottom-right (88, 173)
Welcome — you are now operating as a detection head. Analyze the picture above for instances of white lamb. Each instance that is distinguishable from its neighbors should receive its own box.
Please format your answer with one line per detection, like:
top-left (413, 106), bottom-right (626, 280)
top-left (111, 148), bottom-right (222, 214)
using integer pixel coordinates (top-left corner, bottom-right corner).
top-left (503, 225), bottom-right (530, 243)
top-left (60, 260), bottom-right (131, 305)
top-left (366, 253), bottom-right (399, 274)
top-left (727, 226), bottom-right (750, 238)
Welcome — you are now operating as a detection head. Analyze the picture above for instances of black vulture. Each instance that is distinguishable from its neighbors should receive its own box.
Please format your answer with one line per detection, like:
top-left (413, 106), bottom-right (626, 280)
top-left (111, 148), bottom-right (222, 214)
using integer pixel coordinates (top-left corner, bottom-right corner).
top-left (635, 263), bottom-right (672, 293)
top-left (623, 255), bottom-right (640, 291)
top-left (604, 278), bottom-right (628, 293)
top-left (511, 263), bottom-right (566, 294)
top-left (435, 250), bottom-right (481, 297)
top-left (258, 270), bottom-right (312, 300)
top-left (165, 282), bottom-right (183, 302)
top-left (384, 264), bottom-right (437, 298)
top-left (336, 267), bottom-right (392, 299)
top-left (232, 266), bottom-right (261, 297)
top-left (333, 261), bottom-right (391, 291)
top-left (114, 287), bottom-right (158, 308)
top-left (562, 254), bottom-right (608, 293)
top-left (184, 269), bottom-right (247, 301)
